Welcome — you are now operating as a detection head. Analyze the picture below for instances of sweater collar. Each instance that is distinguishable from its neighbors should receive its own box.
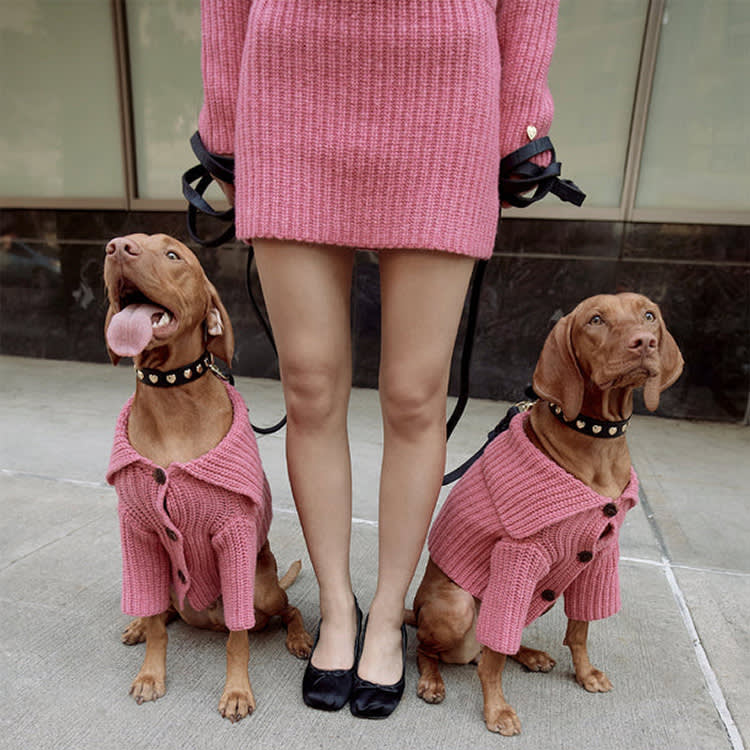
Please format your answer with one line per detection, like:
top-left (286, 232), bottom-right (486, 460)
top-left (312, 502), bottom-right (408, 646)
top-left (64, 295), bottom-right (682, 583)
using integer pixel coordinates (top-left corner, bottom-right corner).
top-left (107, 384), bottom-right (267, 504)
top-left (481, 412), bottom-right (639, 539)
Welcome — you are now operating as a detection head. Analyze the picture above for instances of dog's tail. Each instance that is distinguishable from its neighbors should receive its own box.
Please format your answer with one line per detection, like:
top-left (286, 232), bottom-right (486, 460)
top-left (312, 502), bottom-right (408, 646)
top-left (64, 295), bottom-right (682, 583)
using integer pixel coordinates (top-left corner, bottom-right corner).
top-left (279, 560), bottom-right (302, 590)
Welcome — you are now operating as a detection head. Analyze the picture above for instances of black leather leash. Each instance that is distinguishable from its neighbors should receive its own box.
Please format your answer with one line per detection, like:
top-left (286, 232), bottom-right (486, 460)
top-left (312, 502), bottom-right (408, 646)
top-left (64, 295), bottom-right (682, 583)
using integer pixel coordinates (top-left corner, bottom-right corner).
top-left (442, 388), bottom-right (537, 486)
top-left (499, 136), bottom-right (586, 208)
top-left (182, 132), bottom-right (286, 433)
top-left (243, 251), bottom-right (287, 435)
top-left (441, 136), bottom-right (585, 484)
top-left (182, 132), bottom-right (236, 248)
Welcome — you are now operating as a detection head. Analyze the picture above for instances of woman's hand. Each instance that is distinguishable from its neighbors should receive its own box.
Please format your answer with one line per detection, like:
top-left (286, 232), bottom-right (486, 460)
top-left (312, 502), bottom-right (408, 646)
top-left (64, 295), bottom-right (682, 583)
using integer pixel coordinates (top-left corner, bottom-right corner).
top-left (213, 175), bottom-right (235, 206)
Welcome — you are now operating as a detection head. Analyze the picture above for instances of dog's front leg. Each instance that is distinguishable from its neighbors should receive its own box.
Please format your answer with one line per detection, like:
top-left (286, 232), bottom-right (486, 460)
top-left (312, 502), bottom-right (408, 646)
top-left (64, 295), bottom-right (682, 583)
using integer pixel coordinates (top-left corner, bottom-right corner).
top-left (122, 606), bottom-right (179, 645)
top-left (477, 648), bottom-right (521, 735)
top-left (218, 629), bottom-right (255, 722)
top-left (564, 619), bottom-right (612, 692)
top-left (130, 612), bottom-right (169, 703)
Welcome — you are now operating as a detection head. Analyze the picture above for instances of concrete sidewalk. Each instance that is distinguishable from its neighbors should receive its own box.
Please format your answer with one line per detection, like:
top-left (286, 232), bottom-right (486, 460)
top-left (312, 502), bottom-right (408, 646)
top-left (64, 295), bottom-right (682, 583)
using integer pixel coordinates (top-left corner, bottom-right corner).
top-left (1, 354), bottom-right (748, 750)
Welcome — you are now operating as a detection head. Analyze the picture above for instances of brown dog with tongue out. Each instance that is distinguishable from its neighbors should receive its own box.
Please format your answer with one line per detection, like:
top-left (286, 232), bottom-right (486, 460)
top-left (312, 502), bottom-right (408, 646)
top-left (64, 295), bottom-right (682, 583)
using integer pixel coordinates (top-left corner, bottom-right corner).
top-left (104, 233), bottom-right (312, 721)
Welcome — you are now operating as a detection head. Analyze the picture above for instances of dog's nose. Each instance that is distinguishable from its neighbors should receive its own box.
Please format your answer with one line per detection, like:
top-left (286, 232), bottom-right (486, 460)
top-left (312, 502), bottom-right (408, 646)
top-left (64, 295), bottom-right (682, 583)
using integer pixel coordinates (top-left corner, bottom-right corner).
top-left (106, 237), bottom-right (141, 258)
top-left (629, 332), bottom-right (657, 351)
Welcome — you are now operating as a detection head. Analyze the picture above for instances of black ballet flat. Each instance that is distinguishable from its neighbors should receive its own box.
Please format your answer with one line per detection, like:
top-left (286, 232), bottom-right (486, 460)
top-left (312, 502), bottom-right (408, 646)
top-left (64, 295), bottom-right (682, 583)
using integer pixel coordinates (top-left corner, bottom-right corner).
top-left (302, 598), bottom-right (362, 711)
top-left (349, 621), bottom-right (407, 719)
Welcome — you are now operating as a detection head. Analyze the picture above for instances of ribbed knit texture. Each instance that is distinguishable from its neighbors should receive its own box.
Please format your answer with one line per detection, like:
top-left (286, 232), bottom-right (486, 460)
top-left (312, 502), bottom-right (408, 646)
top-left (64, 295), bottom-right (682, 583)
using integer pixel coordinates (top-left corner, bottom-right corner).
top-left (428, 412), bottom-right (638, 655)
top-left (199, 0), bottom-right (558, 258)
top-left (107, 383), bottom-right (272, 632)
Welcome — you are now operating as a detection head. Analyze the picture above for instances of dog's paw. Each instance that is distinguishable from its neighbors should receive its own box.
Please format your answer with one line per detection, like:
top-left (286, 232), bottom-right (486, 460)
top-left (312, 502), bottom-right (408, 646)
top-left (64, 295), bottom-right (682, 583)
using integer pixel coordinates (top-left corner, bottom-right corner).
top-left (130, 673), bottom-right (166, 704)
top-left (218, 687), bottom-right (256, 723)
top-left (286, 629), bottom-right (314, 659)
top-left (121, 618), bottom-right (147, 645)
top-left (417, 676), bottom-right (446, 704)
top-left (515, 646), bottom-right (556, 673)
top-left (485, 704), bottom-right (522, 736)
top-left (576, 668), bottom-right (613, 693)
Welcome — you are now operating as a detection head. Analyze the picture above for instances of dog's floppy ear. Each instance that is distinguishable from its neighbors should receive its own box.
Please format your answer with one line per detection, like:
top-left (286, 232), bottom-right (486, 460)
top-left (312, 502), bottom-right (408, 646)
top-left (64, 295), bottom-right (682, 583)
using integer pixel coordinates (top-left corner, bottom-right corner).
top-left (532, 312), bottom-right (585, 421)
top-left (205, 280), bottom-right (235, 367)
top-left (642, 312), bottom-right (684, 411)
top-left (104, 304), bottom-right (121, 366)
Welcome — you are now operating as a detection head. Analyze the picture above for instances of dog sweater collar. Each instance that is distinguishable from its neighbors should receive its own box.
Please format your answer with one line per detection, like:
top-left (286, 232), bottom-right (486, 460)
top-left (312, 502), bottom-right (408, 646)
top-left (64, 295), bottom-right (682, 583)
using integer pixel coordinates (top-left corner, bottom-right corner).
top-left (548, 402), bottom-right (631, 438)
top-left (135, 351), bottom-right (218, 388)
top-left (480, 412), bottom-right (639, 539)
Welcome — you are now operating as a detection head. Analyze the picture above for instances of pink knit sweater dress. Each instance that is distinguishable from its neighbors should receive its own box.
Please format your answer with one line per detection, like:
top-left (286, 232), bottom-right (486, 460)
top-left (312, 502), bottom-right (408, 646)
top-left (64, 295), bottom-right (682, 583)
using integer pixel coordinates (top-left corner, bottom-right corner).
top-left (199, 0), bottom-right (558, 258)
top-left (428, 412), bottom-right (639, 655)
top-left (107, 384), bottom-right (272, 632)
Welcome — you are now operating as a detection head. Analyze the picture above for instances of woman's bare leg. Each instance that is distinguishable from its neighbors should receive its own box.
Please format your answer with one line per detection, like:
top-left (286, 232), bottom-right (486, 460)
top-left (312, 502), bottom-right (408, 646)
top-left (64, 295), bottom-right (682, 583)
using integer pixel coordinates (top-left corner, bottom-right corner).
top-left (252, 239), bottom-right (358, 670)
top-left (357, 249), bottom-right (475, 685)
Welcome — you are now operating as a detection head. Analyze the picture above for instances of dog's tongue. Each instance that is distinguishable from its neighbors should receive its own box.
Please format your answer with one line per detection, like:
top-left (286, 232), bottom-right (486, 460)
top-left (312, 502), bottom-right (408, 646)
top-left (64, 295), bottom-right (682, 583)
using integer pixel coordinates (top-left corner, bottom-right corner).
top-left (106, 303), bottom-right (165, 357)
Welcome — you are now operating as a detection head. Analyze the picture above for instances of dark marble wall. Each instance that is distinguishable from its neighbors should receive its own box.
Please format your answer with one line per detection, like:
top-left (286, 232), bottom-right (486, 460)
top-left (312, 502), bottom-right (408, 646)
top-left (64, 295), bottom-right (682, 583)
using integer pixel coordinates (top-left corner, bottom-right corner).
top-left (1, 209), bottom-right (748, 423)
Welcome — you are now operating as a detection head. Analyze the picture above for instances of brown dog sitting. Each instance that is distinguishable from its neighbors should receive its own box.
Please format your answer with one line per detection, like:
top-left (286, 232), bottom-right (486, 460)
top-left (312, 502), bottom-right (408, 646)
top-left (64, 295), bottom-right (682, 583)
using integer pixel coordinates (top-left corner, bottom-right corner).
top-left (411, 293), bottom-right (683, 735)
top-left (103, 233), bottom-right (312, 722)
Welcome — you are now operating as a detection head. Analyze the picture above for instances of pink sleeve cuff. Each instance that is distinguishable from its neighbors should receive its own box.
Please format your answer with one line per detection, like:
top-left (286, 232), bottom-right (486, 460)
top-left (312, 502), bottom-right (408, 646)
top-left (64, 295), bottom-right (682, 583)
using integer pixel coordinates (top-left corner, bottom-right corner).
top-left (496, 0), bottom-right (558, 162)
top-left (213, 519), bottom-right (259, 631)
top-left (564, 542), bottom-right (621, 622)
top-left (476, 540), bottom-right (550, 655)
top-left (119, 513), bottom-right (171, 617)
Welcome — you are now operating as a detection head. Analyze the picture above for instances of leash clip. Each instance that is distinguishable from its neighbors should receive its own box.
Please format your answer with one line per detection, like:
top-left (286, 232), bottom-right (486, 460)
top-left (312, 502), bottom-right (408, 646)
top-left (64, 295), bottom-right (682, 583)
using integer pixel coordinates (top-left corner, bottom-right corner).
top-left (206, 352), bottom-right (235, 384)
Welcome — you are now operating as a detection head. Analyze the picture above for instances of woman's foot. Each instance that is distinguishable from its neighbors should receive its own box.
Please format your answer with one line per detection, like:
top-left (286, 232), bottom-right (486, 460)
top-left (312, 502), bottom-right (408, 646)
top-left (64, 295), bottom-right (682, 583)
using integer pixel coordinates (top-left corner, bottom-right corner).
top-left (350, 613), bottom-right (407, 719)
top-left (302, 595), bottom-right (361, 711)
top-left (355, 604), bottom-right (405, 685)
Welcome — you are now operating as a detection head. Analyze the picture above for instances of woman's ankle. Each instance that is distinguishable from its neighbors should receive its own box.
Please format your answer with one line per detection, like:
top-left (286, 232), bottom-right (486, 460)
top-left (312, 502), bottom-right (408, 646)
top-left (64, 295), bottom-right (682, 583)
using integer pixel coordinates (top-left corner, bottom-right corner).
top-left (310, 592), bottom-right (359, 670)
top-left (366, 593), bottom-right (406, 630)
top-left (318, 588), bottom-right (357, 622)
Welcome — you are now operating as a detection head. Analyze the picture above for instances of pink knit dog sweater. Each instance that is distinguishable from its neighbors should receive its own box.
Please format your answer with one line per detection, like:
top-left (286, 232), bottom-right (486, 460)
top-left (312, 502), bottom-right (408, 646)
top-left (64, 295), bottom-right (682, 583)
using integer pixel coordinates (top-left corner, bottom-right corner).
top-left (199, 0), bottom-right (558, 258)
top-left (428, 412), bottom-right (639, 655)
top-left (107, 383), bottom-right (272, 632)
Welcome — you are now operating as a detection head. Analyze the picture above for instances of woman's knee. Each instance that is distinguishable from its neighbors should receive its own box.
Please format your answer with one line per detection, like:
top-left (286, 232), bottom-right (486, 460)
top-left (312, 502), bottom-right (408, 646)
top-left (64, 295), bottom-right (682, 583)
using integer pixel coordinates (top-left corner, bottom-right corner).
top-left (379, 367), bottom-right (447, 437)
top-left (282, 358), bottom-right (350, 430)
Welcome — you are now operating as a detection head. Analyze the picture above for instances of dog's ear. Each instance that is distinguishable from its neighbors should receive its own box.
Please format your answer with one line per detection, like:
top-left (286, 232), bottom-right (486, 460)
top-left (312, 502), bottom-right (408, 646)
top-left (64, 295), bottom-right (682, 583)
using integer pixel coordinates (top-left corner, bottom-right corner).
top-left (104, 304), bottom-right (121, 366)
top-left (205, 280), bottom-right (235, 367)
top-left (532, 312), bottom-right (585, 421)
top-left (642, 312), bottom-right (684, 411)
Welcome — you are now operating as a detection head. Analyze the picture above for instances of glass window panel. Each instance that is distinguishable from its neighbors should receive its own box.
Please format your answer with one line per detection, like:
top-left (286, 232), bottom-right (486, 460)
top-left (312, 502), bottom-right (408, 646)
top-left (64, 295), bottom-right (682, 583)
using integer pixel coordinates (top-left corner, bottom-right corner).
top-left (126, 0), bottom-right (202, 200)
top-left (636, 0), bottom-right (750, 212)
top-left (0, 0), bottom-right (124, 199)
top-left (547, 0), bottom-right (649, 208)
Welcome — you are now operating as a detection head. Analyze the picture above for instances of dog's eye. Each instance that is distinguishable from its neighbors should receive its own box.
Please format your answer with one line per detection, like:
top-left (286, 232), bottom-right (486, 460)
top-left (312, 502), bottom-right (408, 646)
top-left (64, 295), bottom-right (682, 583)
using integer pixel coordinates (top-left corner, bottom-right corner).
top-left (166, 250), bottom-right (180, 260)
top-left (589, 314), bottom-right (604, 325)
top-left (644, 311), bottom-right (656, 322)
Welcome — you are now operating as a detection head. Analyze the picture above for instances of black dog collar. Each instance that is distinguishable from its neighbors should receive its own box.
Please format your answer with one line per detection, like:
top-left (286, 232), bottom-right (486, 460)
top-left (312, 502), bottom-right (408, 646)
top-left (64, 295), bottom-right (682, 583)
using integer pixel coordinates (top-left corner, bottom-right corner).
top-left (136, 352), bottom-right (215, 388)
top-left (548, 402), bottom-right (630, 438)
